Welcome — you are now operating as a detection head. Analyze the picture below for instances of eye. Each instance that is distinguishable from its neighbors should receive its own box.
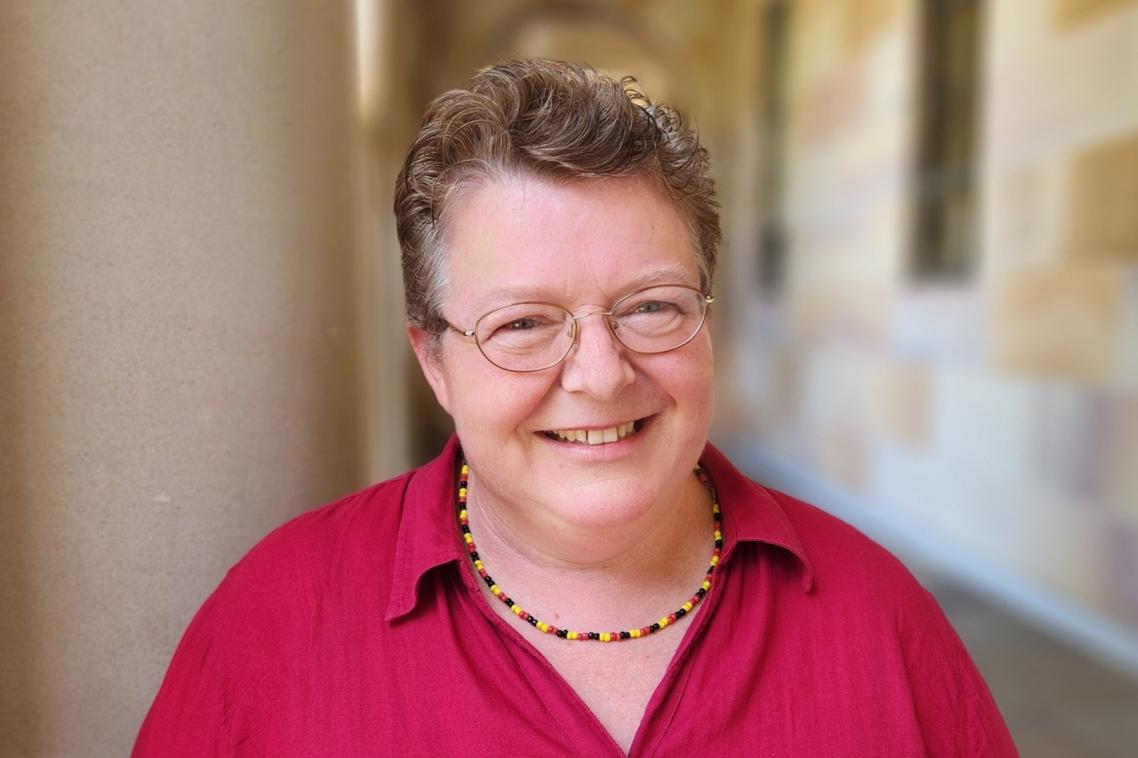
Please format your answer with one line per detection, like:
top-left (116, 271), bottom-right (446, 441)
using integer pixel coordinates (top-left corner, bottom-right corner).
top-left (478, 305), bottom-right (567, 347)
top-left (632, 300), bottom-right (674, 314)
top-left (619, 298), bottom-right (683, 318)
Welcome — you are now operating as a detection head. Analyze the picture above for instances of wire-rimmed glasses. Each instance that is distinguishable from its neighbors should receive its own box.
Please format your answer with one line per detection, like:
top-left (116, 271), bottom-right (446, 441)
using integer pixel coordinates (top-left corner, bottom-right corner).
top-left (445, 284), bottom-right (714, 372)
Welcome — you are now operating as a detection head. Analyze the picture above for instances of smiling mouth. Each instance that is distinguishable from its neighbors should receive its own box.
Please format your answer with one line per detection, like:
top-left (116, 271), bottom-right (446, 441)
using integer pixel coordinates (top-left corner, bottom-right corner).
top-left (542, 418), bottom-right (648, 446)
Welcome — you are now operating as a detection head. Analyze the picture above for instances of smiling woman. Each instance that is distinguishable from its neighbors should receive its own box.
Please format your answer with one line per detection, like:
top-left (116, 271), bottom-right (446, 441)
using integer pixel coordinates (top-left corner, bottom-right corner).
top-left (133, 60), bottom-right (1018, 757)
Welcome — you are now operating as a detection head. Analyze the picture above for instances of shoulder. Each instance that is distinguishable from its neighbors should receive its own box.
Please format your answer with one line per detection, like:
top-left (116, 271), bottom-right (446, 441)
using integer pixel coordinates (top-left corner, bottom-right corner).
top-left (222, 472), bottom-right (413, 595)
top-left (767, 488), bottom-right (921, 592)
top-left (705, 441), bottom-right (947, 633)
top-left (704, 439), bottom-right (926, 607)
top-left (730, 481), bottom-right (1017, 753)
top-left (754, 484), bottom-right (951, 636)
top-left (133, 472), bottom-right (418, 755)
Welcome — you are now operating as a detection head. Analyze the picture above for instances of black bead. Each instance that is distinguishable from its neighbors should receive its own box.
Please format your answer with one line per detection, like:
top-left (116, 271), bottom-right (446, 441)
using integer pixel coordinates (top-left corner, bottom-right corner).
top-left (587, 632), bottom-right (599, 640)
top-left (460, 524), bottom-right (470, 534)
top-left (695, 587), bottom-right (707, 597)
top-left (556, 629), bottom-right (568, 638)
top-left (714, 539), bottom-right (723, 548)
top-left (620, 631), bottom-right (631, 639)
top-left (527, 616), bottom-right (539, 626)
top-left (649, 623), bottom-right (660, 632)
top-left (675, 608), bottom-right (687, 618)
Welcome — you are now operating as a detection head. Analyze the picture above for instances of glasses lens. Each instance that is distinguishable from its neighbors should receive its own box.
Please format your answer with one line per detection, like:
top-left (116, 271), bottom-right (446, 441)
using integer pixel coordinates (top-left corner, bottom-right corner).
top-left (474, 303), bottom-right (573, 371)
top-left (611, 285), bottom-right (708, 353)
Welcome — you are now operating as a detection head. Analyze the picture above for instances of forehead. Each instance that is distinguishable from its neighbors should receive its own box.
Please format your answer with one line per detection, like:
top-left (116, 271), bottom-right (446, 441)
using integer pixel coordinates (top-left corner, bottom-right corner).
top-left (441, 174), bottom-right (699, 311)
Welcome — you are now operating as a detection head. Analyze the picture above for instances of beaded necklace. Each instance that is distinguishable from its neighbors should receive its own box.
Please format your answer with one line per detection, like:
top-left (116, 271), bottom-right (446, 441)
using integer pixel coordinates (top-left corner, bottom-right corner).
top-left (456, 458), bottom-right (723, 642)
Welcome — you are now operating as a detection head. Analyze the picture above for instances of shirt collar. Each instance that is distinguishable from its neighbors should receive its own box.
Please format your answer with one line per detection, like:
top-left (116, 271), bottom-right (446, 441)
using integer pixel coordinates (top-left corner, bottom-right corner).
top-left (385, 435), bottom-right (466, 621)
top-left (698, 442), bottom-right (815, 592)
top-left (386, 436), bottom-right (813, 621)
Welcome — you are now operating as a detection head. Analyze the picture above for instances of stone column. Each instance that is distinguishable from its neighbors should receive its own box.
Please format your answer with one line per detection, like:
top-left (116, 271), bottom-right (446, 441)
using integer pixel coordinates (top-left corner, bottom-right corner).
top-left (0, 2), bottom-right (369, 753)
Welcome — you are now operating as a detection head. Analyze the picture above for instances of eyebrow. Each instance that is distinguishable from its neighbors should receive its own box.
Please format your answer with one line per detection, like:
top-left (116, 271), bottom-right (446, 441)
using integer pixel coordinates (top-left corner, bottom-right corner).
top-left (480, 265), bottom-right (701, 308)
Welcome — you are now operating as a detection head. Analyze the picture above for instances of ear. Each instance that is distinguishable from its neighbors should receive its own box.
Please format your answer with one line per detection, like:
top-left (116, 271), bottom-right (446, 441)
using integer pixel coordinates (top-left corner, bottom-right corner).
top-left (408, 324), bottom-right (453, 414)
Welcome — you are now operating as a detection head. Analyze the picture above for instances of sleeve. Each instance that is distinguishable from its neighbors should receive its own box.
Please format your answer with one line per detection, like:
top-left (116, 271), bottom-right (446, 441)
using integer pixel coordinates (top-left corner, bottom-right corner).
top-left (902, 586), bottom-right (1020, 758)
top-left (132, 589), bottom-right (235, 757)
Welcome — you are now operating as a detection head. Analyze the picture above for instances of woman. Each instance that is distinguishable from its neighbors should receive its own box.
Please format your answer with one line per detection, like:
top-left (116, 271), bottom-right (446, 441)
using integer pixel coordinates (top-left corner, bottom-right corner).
top-left (135, 60), bottom-right (1017, 756)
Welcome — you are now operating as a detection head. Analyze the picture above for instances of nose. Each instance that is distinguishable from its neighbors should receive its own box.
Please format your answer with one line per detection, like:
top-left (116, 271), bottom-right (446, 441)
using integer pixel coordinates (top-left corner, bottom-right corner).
top-left (558, 312), bottom-right (635, 401)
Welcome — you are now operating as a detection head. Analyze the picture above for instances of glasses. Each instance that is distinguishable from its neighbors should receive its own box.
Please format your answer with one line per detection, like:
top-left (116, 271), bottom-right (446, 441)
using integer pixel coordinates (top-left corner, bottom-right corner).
top-left (445, 284), bottom-right (714, 372)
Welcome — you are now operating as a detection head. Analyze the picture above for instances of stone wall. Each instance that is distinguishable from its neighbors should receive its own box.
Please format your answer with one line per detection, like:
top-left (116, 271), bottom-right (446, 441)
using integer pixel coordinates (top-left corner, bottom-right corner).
top-left (721, 0), bottom-right (1138, 660)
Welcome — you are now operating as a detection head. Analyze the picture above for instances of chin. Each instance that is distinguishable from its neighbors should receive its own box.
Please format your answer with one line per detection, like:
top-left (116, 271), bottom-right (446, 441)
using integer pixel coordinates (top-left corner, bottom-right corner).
top-left (546, 475), bottom-right (662, 529)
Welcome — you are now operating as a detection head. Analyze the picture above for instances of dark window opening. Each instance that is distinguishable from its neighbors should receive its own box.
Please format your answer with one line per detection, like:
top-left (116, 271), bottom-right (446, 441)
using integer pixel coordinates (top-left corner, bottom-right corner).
top-left (910, 0), bottom-right (984, 281)
top-left (757, 0), bottom-right (792, 293)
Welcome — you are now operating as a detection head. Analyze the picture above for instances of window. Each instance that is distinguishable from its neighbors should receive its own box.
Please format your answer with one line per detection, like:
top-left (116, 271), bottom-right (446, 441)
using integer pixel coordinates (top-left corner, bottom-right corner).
top-left (910, 0), bottom-right (984, 280)
top-left (757, 0), bottom-right (792, 293)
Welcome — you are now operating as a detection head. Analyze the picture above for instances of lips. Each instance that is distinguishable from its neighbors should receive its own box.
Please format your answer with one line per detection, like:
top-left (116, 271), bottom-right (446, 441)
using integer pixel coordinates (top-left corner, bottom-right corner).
top-left (542, 418), bottom-right (647, 445)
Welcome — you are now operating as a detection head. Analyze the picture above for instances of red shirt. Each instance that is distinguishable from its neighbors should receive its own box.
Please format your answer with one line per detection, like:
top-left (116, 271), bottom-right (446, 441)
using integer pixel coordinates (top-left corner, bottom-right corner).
top-left (134, 437), bottom-right (1017, 756)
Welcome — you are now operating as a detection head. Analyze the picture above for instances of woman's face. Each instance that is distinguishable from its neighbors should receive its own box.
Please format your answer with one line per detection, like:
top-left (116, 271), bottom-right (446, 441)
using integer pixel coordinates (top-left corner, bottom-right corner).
top-left (410, 174), bottom-right (714, 535)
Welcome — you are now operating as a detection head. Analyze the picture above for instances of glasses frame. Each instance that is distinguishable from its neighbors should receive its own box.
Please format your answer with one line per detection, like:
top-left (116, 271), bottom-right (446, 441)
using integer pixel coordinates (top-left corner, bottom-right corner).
top-left (445, 284), bottom-right (715, 373)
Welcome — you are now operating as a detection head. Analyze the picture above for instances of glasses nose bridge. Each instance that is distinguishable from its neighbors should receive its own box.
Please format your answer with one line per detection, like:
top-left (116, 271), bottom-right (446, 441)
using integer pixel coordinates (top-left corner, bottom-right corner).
top-left (565, 307), bottom-right (621, 351)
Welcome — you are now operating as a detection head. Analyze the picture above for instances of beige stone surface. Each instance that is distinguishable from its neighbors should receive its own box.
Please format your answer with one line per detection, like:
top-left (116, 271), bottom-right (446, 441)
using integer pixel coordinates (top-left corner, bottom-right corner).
top-left (1053, 0), bottom-right (1138, 28)
top-left (1106, 397), bottom-right (1138, 523)
top-left (1061, 129), bottom-right (1138, 263)
top-left (843, 0), bottom-right (904, 55)
top-left (814, 422), bottom-right (871, 491)
top-left (879, 360), bottom-right (932, 448)
top-left (990, 265), bottom-right (1124, 382)
top-left (0, 2), bottom-right (363, 754)
top-left (989, 163), bottom-right (1047, 264)
top-left (789, 277), bottom-right (893, 345)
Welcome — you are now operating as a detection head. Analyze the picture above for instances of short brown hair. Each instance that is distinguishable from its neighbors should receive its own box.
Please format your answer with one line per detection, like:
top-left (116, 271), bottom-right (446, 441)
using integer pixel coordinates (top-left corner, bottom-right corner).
top-left (394, 59), bottom-right (720, 335)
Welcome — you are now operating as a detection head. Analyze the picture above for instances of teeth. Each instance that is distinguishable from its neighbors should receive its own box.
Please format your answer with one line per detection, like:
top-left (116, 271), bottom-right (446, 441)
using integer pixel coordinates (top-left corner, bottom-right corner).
top-left (549, 420), bottom-right (639, 445)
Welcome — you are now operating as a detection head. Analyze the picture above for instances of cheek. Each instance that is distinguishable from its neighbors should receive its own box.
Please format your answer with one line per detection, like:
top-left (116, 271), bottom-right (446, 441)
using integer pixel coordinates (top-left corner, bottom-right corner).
top-left (448, 367), bottom-right (552, 439)
top-left (667, 345), bottom-right (715, 441)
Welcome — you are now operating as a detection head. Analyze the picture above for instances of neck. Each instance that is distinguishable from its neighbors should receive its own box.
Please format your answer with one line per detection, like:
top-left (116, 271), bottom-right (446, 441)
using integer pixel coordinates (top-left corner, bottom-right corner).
top-left (462, 467), bottom-right (715, 631)
top-left (466, 468), bottom-right (711, 573)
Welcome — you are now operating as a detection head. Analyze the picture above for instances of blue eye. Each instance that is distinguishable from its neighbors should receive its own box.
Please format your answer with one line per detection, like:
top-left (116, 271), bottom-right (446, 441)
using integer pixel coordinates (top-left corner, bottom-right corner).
top-left (633, 300), bottom-right (671, 313)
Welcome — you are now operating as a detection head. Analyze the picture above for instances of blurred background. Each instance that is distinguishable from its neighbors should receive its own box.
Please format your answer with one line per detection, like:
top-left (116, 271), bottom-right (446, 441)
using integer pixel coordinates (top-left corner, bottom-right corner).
top-left (2, 0), bottom-right (1136, 755)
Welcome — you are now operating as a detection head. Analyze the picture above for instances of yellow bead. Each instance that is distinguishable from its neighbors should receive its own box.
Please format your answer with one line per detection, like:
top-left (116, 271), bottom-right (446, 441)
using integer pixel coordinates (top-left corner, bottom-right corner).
top-left (512, 605), bottom-right (523, 616)
top-left (568, 632), bottom-right (578, 640)
top-left (489, 584), bottom-right (499, 594)
top-left (474, 560), bottom-right (483, 569)
top-left (459, 509), bottom-right (468, 520)
top-left (710, 555), bottom-right (719, 566)
top-left (463, 533), bottom-right (473, 544)
top-left (714, 530), bottom-right (722, 540)
top-left (537, 622), bottom-right (548, 632)
top-left (630, 629), bottom-right (641, 638)
top-left (701, 580), bottom-right (711, 590)
top-left (459, 487), bottom-right (467, 497)
top-left (600, 633), bottom-right (611, 642)
top-left (658, 617), bottom-right (670, 628)
top-left (682, 602), bottom-right (693, 612)
top-left (461, 465), bottom-right (469, 475)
